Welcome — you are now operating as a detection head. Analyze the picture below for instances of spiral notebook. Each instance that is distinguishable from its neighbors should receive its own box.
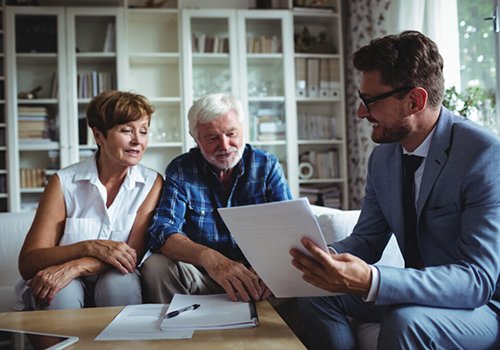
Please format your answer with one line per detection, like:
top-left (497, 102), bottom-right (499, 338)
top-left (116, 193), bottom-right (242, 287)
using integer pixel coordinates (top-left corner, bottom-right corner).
top-left (160, 294), bottom-right (258, 331)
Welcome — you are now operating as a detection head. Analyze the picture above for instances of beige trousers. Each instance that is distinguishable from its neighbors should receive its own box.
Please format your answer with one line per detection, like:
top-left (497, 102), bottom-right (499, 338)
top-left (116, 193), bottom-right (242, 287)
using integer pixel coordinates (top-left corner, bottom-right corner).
top-left (140, 253), bottom-right (225, 303)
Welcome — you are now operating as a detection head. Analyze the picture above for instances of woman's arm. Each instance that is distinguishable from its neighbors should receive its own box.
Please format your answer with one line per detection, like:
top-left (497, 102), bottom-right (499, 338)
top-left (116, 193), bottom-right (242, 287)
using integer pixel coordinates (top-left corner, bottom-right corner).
top-left (19, 174), bottom-right (142, 280)
top-left (126, 174), bottom-right (163, 261)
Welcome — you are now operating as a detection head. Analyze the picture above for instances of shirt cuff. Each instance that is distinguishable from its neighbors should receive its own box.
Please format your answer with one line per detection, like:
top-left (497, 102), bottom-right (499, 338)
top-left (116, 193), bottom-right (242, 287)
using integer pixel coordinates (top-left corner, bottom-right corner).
top-left (363, 265), bottom-right (380, 302)
top-left (327, 245), bottom-right (337, 254)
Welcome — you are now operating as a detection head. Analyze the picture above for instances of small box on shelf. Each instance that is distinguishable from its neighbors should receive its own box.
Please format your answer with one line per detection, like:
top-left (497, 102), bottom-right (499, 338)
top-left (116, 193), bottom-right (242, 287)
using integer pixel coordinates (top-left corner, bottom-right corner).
top-left (252, 108), bottom-right (285, 141)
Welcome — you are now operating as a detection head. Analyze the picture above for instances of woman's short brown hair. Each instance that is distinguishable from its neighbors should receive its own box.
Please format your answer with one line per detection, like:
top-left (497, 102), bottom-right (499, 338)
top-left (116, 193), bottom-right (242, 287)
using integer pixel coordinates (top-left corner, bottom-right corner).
top-left (87, 90), bottom-right (154, 136)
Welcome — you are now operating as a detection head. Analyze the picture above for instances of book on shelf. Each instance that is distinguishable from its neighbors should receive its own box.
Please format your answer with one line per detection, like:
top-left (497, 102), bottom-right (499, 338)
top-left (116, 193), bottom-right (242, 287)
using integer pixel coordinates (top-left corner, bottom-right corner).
top-left (298, 113), bottom-right (337, 139)
top-left (300, 184), bottom-right (342, 208)
top-left (319, 59), bottom-right (330, 97)
top-left (293, 6), bottom-right (336, 14)
top-left (328, 59), bottom-right (341, 98)
top-left (295, 58), bottom-right (306, 97)
top-left (299, 149), bottom-right (339, 179)
top-left (49, 71), bottom-right (58, 98)
top-left (103, 22), bottom-right (115, 52)
top-left (77, 72), bottom-right (115, 98)
top-left (306, 58), bottom-right (320, 97)
top-left (18, 106), bottom-right (49, 116)
top-left (20, 168), bottom-right (46, 188)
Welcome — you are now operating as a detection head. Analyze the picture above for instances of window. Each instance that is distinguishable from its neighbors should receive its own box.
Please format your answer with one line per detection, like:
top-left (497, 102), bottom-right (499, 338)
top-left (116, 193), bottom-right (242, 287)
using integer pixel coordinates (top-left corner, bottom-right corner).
top-left (455, 0), bottom-right (498, 134)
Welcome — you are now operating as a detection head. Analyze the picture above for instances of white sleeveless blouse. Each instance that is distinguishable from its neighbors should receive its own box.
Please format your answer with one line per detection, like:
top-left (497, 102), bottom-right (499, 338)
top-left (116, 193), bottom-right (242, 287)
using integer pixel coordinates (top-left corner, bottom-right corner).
top-left (57, 154), bottom-right (158, 246)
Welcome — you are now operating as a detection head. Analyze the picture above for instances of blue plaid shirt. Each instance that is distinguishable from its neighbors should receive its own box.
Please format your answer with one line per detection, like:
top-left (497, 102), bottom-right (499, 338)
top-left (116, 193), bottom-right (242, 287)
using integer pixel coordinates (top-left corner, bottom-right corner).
top-left (147, 144), bottom-right (292, 262)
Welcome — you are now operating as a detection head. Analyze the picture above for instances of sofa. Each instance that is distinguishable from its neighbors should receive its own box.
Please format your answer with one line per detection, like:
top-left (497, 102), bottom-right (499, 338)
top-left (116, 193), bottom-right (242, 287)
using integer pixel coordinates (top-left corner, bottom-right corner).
top-left (0, 206), bottom-right (404, 350)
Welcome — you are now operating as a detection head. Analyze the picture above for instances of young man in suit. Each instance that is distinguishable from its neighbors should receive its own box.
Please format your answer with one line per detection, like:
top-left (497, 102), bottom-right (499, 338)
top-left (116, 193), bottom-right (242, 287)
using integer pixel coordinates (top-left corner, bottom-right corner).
top-left (290, 31), bottom-right (500, 349)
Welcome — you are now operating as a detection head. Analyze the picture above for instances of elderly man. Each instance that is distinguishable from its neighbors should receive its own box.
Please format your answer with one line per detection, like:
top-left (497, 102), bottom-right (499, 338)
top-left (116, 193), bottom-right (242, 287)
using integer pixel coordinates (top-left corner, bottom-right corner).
top-left (142, 93), bottom-right (292, 303)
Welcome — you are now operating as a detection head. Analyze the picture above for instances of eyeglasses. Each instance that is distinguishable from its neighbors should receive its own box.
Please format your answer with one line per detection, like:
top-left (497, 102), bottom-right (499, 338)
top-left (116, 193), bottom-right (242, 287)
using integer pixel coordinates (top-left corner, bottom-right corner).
top-left (358, 86), bottom-right (414, 112)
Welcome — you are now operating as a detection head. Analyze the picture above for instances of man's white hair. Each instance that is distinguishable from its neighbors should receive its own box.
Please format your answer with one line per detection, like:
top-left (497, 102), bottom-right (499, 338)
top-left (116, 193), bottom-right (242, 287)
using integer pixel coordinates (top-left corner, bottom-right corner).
top-left (188, 93), bottom-right (245, 140)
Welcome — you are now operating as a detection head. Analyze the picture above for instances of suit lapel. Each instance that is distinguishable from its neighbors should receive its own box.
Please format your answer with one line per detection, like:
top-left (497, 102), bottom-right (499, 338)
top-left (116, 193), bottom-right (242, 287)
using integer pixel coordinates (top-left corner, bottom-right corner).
top-left (417, 108), bottom-right (453, 217)
top-left (390, 145), bottom-right (405, 238)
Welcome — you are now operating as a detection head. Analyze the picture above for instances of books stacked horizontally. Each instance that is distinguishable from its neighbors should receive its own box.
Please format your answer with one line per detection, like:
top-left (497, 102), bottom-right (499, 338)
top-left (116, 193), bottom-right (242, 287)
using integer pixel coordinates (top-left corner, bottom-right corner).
top-left (300, 184), bottom-right (342, 209)
top-left (18, 106), bottom-right (51, 142)
top-left (253, 109), bottom-right (285, 141)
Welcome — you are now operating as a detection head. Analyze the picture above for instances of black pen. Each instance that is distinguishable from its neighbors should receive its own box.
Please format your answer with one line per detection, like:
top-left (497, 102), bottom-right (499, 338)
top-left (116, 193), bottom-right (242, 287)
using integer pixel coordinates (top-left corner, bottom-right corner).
top-left (164, 303), bottom-right (201, 319)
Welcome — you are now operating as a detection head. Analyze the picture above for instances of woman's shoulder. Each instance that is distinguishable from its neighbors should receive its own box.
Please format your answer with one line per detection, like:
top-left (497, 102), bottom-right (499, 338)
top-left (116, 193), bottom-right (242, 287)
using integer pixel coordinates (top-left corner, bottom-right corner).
top-left (134, 163), bottom-right (162, 185)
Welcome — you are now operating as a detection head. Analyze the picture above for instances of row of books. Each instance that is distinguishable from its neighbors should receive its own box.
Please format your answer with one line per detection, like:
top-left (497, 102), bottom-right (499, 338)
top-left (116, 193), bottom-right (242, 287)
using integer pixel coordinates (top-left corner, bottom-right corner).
top-left (300, 184), bottom-right (342, 209)
top-left (298, 113), bottom-right (337, 140)
top-left (299, 149), bottom-right (340, 179)
top-left (246, 35), bottom-right (281, 54)
top-left (18, 106), bottom-right (51, 141)
top-left (20, 168), bottom-right (46, 188)
top-left (295, 58), bottom-right (341, 98)
top-left (77, 71), bottom-right (115, 99)
top-left (192, 34), bottom-right (229, 54)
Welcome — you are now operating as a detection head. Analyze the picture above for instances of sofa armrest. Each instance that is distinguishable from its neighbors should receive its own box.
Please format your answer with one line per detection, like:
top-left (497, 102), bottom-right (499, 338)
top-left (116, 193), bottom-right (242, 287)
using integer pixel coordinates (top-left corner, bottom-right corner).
top-left (312, 207), bottom-right (404, 268)
top-left (0, 212), bottom-right (35, 287)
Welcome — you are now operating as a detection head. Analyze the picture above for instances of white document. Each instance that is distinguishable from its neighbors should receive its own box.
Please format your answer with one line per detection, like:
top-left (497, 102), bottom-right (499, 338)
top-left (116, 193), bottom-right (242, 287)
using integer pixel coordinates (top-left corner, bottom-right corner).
top-left (219, 197), bottom-right (337, 297)
top-left (160, 294), bottom-right (258, 331)
top-left (95, 304), bottom-right (194, 341)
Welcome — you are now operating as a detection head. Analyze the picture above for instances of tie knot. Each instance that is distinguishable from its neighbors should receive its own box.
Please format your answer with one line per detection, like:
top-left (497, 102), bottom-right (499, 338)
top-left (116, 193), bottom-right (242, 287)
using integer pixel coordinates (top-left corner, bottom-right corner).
top-left (403, 154), bottom-right (424, 173)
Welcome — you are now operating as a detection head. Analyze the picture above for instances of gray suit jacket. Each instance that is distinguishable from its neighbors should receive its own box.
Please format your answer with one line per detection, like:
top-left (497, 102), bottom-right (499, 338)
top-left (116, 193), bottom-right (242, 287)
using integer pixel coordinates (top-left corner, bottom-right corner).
top-left (334, 107), bottom-right (500, 310)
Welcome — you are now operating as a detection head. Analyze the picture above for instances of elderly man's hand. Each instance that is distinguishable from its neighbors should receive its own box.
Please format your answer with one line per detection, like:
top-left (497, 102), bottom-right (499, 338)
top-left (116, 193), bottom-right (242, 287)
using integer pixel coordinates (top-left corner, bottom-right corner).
top-left (290, 237), bottom-right (372, 297)
top-left (200, 250), bottom-right (262, 302)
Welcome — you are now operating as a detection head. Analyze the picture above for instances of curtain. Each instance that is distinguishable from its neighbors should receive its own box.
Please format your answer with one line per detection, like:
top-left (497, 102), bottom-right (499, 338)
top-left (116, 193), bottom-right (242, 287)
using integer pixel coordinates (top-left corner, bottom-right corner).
top-left (344, 0), bottom-right (393, 209)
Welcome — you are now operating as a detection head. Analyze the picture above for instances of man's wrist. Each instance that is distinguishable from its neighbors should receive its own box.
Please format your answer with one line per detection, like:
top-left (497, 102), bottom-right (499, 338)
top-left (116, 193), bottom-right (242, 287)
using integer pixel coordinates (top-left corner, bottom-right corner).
top-left (362, 265), bottom-right (380, 302)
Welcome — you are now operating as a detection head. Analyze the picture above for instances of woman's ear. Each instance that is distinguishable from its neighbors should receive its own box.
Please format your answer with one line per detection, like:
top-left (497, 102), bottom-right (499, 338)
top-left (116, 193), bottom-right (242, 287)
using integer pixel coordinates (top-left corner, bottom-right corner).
top-left (92, 127), bottom-right (104, 147)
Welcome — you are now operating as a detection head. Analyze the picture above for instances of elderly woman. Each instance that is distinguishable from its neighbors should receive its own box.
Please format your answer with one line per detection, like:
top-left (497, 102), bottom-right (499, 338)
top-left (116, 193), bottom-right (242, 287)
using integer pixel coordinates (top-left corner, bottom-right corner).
top-left (18, 90), bottom-right (163, 310)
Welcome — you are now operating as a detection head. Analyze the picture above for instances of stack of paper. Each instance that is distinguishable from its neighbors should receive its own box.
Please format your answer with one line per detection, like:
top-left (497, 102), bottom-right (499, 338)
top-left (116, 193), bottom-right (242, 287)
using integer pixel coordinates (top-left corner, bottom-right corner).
top-left (218, 198), bottom-right (339, 298)
top-left (160, 294), bottom-right (258, 331)
top-left (95, 304), bottom-right (194, 341)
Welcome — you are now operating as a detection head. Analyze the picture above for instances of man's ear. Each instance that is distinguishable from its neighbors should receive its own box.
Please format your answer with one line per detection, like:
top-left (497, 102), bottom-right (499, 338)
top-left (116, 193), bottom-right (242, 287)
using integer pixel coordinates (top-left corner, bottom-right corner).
top-left (408, 87), bottom-right (428, 113)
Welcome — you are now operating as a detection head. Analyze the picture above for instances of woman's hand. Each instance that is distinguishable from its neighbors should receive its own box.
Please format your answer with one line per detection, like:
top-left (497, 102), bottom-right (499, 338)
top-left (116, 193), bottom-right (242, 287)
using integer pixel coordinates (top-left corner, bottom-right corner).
top-left (26, 263), bottom-right (78, 308)
top-left (85, 240), bottom-right (137, 274)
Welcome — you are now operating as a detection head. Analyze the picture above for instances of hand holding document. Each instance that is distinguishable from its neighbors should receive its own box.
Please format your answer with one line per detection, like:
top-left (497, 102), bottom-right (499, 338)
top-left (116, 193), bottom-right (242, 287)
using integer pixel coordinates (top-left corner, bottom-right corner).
top-left (160, 294), bottom-right (258, 331)
top-left (219, 198), bottom-right (339, 298)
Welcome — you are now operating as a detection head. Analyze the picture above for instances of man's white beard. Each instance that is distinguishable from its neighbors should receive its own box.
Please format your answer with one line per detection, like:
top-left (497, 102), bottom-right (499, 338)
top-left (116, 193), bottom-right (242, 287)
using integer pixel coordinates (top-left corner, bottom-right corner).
top-left (200, 145), bottom-right (244, 171)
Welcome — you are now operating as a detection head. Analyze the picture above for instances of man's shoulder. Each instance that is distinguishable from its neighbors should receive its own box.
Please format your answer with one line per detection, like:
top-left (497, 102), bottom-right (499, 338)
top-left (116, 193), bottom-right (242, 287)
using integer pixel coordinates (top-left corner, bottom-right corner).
top-left (451, 117), bottom-right (500, 147)
top-left (244, 144), bottom-right (278, 162)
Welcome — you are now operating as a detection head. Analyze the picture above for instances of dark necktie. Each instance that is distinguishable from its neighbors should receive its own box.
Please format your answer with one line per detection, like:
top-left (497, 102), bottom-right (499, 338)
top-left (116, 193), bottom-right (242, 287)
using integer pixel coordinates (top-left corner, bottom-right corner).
top-left (402, 154), bottom-right (424, 268)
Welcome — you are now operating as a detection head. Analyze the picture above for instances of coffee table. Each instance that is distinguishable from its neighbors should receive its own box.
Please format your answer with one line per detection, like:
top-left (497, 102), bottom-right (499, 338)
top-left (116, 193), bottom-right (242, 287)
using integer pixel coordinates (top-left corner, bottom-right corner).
top-left (0, 300), bottom-right (305, 349)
